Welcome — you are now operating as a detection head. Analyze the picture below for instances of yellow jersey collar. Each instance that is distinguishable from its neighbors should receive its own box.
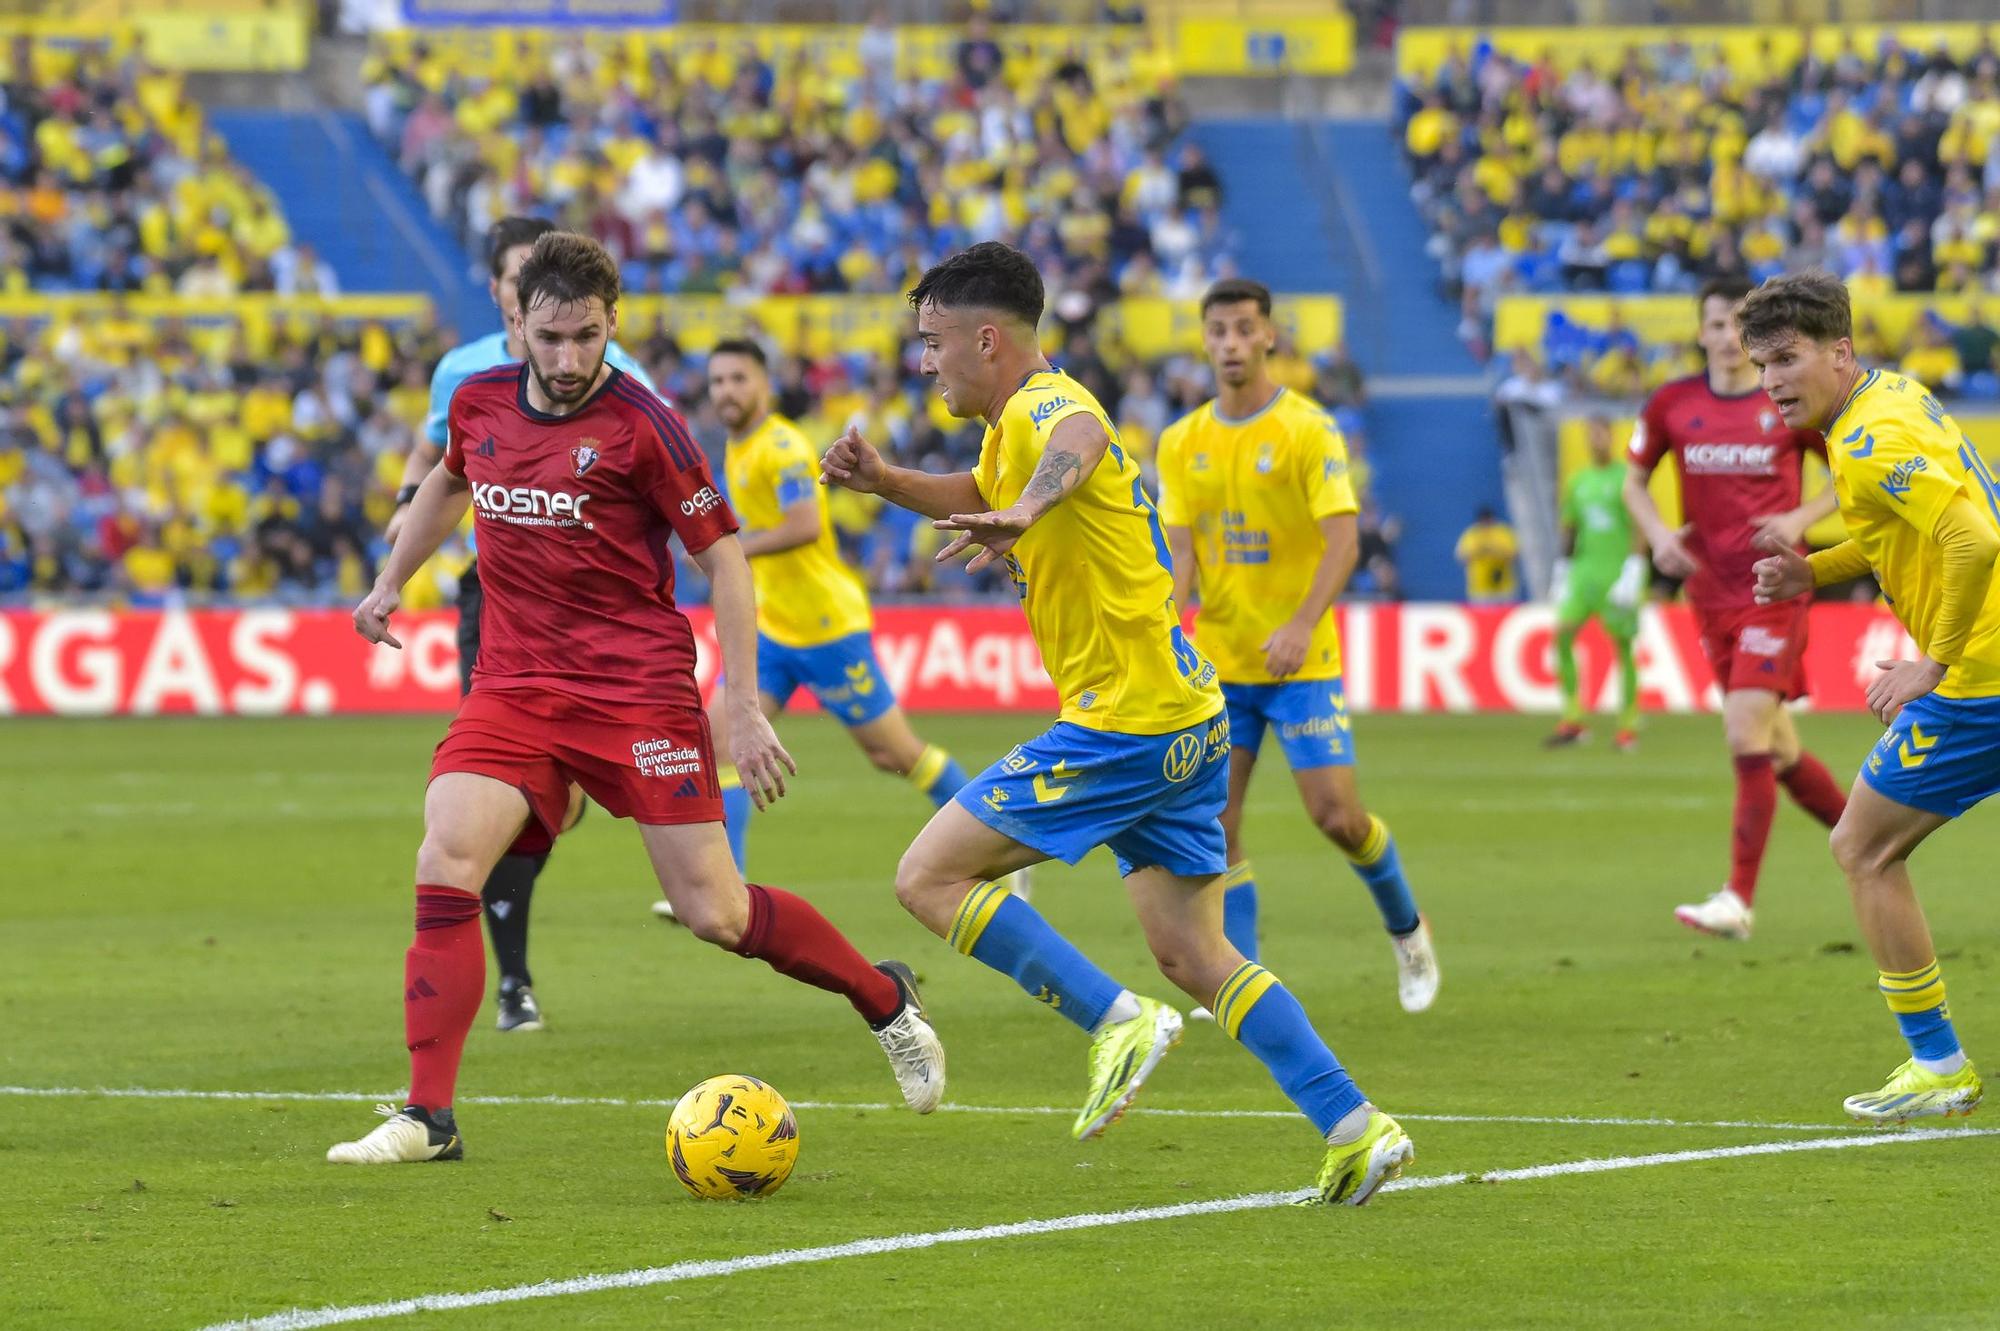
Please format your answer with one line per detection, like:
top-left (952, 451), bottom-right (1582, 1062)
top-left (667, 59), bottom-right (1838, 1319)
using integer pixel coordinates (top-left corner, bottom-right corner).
top-left (1825, 367), bottom-right (1878, 438)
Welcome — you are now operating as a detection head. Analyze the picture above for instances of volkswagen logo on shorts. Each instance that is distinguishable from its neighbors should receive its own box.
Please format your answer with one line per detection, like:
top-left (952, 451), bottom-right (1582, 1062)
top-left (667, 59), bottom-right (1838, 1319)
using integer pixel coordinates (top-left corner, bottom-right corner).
top-left (1162, 733), bottom-right (1203, 783)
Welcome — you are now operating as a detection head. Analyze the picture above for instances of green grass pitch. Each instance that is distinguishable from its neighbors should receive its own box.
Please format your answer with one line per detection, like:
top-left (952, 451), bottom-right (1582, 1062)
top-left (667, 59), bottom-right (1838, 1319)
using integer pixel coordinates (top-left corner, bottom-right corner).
top-left (5, 711), bottom-right (2000, 1328)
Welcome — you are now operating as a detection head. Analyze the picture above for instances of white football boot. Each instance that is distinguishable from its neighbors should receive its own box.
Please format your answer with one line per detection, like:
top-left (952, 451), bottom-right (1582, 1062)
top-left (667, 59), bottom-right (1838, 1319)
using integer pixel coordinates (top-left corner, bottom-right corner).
top-left (326, 1104), bottom-right (463, 1164)
top-left (1674, 886), bottom-right (1753, 941)
top-left (1392, 917), bottom-right (1441, 1013)
top-left (873, 960), bottom-right (945, 1113)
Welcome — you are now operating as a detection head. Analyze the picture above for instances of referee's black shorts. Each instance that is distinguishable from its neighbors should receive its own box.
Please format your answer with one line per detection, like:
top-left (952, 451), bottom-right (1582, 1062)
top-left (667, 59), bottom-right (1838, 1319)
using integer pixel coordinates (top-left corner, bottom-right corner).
top-left (456, 559), bottom-right (481, 698)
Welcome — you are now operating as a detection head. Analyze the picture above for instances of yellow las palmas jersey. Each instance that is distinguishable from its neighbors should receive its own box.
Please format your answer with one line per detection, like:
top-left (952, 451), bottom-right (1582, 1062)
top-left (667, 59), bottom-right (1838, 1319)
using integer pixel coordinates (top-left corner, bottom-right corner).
top-left (725, 413), bottom-right (873, 648)
top-left (1827, 368), bottom-right (2000, 697)
top-left (976, 369), bottom-right (1220, 734)
top-left (1155, 389), bottom-right (1357, 684)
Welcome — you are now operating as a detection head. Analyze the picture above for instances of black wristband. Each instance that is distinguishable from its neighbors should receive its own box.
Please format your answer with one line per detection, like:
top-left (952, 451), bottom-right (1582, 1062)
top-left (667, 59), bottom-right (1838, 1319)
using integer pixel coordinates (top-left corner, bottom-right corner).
top-left (394, 485), bottom-right (420, 506)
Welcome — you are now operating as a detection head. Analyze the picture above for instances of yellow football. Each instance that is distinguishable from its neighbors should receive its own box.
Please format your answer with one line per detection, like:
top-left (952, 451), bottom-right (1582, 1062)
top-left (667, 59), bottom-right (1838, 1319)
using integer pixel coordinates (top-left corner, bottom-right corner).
top-left (664, 1074), bottom-right (800, 1200)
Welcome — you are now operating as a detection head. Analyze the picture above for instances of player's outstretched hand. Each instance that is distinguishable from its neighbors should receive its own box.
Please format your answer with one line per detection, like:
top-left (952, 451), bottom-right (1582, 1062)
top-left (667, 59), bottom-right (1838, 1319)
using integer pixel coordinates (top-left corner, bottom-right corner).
top-left (1867, 656), bottom-right (1946, 726)
top-left (353, 583), bottom-right (403, 649)
top-left (1262, 619), bottom-right (1311, 679)
top-left (934, 506), bottom-right (1031, 574)
top-left (1650, 525), bottom-right (1700, 579)
top-left (1751, 531), bottom-right (1813, 605)
top-left (731, 706), bottom-right (797, 811)
top-left (820, 426), bottom-right (887, 494)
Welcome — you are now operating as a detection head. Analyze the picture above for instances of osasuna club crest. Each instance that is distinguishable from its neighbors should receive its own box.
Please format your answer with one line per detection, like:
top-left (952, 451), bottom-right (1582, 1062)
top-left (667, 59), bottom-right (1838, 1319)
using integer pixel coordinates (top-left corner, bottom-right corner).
top-left (571, 441), bottom-right (601, 478)
top-left (1759, 409), bottom-right (1777, 434)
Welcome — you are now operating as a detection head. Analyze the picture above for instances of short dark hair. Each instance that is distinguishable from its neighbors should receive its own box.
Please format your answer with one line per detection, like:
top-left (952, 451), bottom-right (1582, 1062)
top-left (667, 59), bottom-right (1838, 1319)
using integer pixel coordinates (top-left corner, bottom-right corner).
top-left (489, 216), bottom-right (556, 278)
top-left (707, 337), bottom-right (767, 368)
top-left (1737, 270), bottom-right (1852, 352)
top-left (515, 231), bottom-right (621, 317)
top-left (1695, 274), bottom-right (1754, 309)
top-left (1200, 278), bottom-right (1272, 318)
top-left (907, 241), bottom-right (1043, 328)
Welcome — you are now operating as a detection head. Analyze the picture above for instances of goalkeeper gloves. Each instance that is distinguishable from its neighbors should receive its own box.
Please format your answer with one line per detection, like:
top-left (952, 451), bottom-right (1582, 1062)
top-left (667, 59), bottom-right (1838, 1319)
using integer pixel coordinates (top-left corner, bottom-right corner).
top-left (1607, 553), bottom-right (1648, 609)
top-left (1549, 557), bottom-right (1571, 605)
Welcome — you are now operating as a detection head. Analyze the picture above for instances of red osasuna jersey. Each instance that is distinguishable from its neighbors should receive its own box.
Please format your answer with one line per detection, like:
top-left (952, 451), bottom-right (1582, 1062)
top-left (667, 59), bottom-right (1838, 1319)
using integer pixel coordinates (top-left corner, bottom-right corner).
top-left (442, 363), bottom-right (738, 709)
top-left (1629, 374), bottom-right (1826, 612)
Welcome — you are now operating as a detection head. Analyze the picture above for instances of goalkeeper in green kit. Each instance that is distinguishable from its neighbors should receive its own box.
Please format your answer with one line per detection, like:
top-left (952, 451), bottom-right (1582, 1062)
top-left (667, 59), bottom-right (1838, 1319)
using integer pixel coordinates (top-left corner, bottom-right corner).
top-left (1546, 417), bottom-right (1648, 751)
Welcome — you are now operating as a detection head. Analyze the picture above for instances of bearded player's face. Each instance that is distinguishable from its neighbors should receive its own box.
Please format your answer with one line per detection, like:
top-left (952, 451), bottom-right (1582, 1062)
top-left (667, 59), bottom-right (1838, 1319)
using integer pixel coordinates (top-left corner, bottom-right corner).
top-left (518, 294), bottom-right (614, 407)
top-left (706, 352), bottom-right (768, 434)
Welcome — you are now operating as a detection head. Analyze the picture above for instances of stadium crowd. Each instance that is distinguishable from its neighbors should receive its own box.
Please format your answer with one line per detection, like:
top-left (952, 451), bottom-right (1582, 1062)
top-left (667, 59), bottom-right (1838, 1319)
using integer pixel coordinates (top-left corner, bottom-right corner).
top-left (0, 19), bottom-right (1398, 610)
top-left (0, 298), bottom-right (1380, 608)
top-left (358, 21), bottom-right (1237, 302)
top-left (0, 35), bottom-right (333, 298)
top-left (1398, 32), bottom-right (2000, 363)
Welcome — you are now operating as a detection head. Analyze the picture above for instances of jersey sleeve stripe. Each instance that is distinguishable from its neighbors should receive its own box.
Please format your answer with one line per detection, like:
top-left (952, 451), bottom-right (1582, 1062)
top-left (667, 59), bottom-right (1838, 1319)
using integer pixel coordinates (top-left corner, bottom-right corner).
top-left (461, 365), bottom-right (519, 387)
top-left (614, 383), bottom-right (698, 470)
top-left (614, 381), bottom-right (701, 470)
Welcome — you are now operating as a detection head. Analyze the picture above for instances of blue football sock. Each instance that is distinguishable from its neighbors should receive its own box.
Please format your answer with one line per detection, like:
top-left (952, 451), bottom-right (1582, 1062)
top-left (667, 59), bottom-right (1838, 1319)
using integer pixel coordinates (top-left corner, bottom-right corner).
top-left (949, 883), bottom-right (1122, 1033)
top-left (910, 744), bottom-right (971, 807)
top-left (1882, 962), bottom-right (1964, 1064)
top-left (1347, 815), bottom-right (1420, 936)
top-left (1214, 962), bottom-right (1365, 1136)
top-left (1221, 860), bottom-right (1258, 963)
top-left (720, 775), bottom-right (751, 875)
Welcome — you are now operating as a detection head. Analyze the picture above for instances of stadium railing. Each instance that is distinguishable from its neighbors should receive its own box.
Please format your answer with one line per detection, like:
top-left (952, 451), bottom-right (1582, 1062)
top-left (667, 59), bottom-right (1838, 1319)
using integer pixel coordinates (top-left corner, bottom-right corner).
top-left (0, 2), bottom-right (312, 71)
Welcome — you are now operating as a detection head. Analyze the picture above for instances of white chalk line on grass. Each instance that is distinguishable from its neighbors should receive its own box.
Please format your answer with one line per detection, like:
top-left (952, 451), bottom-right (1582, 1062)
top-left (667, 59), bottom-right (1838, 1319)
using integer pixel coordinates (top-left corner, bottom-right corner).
top-left (0, 1084), bottom-right (1861, 1134)
top-left (196, 1126), bottom-right (2000, 1331)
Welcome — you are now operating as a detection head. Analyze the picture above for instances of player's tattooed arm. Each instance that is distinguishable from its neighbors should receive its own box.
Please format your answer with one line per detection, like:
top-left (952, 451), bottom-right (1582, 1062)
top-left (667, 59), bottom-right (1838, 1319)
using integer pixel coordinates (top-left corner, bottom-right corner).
top-left (1017, 445), bottom-right (1085, 515)
top-left (1015, 415), bottom-right (1109, 519)
top-left (933, 416), bottom-right (1109, 573)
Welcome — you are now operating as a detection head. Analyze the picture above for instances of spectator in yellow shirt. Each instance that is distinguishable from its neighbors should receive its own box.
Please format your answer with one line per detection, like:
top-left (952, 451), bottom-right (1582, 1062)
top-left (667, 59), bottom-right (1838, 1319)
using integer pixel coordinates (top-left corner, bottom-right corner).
top-left (1456, 507), bottom-right (1520, 605)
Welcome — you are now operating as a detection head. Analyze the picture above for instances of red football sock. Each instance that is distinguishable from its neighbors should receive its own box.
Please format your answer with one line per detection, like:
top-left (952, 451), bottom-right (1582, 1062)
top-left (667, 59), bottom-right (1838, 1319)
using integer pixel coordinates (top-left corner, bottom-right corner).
top-left (1728, 754), bottom-right (1778, 906)
top-left (735, 883), bottom-right (901, 1025)
top-left (1779, 751), bottom-right (1848, 828)
top-left (405, 884), bottom-right (485, 1112)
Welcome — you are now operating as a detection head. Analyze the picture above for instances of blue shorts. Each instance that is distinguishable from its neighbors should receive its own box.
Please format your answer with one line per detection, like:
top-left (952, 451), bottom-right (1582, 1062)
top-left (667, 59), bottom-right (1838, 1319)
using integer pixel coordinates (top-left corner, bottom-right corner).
top-left (956, 714), bottom-right (1231, 878)
top-left (1861, 692), bottom-right (2000, 819)
top-left (1222, 677), bottom-right (1354, 770)
top-left (758, 632), bottom-right (897, 727)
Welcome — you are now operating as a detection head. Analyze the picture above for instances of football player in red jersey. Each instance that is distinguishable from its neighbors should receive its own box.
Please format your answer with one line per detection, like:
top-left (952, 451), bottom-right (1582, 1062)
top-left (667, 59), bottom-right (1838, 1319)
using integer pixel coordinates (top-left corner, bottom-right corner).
top-left (327, 233), bottom-right (944, 1165)
top-left (1622, 276), bottom-right (1849, 941)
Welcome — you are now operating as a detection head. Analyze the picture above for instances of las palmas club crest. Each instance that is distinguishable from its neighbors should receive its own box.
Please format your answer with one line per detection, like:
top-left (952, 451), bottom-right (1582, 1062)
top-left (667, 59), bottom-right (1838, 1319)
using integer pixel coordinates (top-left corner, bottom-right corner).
top-left (571, 439), bottom-right (601, 478)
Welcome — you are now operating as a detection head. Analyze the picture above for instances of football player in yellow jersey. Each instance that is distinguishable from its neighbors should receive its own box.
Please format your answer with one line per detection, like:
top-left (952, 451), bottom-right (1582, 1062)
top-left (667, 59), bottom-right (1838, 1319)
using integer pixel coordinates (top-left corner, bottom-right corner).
top-left (1157, 279), bottom-right (1438, 1016)
top-left (1744, 271), bottom-right (1992, 1124)
top-left (820, 243), bottom-right (1413, 1204)
top-left (656, 338), bottom-right (976, 889)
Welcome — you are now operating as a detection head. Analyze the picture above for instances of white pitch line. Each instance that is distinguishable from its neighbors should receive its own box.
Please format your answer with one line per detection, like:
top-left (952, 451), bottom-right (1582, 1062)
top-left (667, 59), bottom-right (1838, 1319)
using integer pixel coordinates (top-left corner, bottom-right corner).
top-left (0, 1084), bottom-right (1860, 1134)
top-left (196, 1126), bottom-right (2000, 1331)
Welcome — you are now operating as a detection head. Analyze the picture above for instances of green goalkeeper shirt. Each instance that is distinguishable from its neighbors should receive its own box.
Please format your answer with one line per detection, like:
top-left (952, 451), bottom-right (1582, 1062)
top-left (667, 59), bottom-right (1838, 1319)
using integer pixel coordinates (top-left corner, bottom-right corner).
top-left (1563, 463), bottom-right (1634, 579)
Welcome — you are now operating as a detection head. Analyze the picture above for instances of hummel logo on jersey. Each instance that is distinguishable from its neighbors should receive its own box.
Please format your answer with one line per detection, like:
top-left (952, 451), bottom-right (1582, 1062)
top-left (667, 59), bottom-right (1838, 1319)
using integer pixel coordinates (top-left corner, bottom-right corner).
top-left (672, 777), bottom-right (700, 799)
top-left (476, 436), bottom-right (497, 458)
top-left (1844, 425), bottom-right (1876, 458)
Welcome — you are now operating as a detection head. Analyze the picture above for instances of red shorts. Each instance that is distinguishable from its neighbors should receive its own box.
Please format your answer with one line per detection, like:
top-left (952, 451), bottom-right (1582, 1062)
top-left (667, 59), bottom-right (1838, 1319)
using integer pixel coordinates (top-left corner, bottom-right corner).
top-left (430, 688), bottom-right (724, 840)
top-left (1694, 600), bottom-right (1812, 700)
